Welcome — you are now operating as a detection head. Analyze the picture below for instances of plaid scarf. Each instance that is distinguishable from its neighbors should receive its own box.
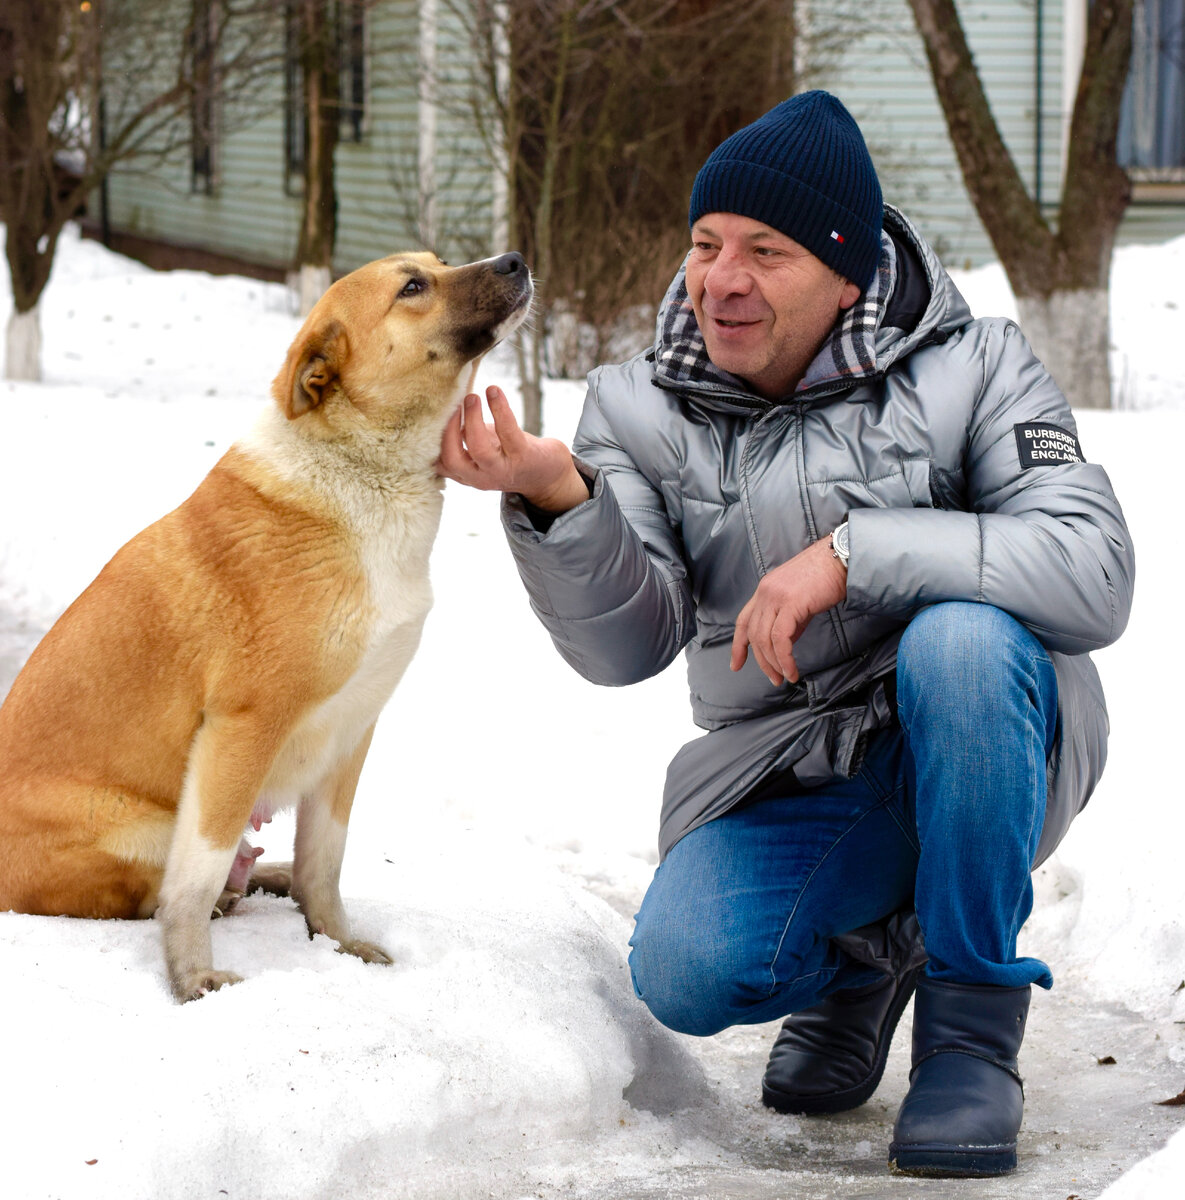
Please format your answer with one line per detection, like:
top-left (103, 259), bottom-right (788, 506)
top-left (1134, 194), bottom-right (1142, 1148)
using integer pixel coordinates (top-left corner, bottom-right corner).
top-left (653, 230), bottom-right (898, 402)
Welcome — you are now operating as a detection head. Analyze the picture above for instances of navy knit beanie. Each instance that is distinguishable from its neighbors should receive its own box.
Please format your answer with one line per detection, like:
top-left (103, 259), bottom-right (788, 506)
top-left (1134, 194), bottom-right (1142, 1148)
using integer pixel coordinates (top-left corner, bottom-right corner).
top-left (689, 91), bottom-right (883, 288)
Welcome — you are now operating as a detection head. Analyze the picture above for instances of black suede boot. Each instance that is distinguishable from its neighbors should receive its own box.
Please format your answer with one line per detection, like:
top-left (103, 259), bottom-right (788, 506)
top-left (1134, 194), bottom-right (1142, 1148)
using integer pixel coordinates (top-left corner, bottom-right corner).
top-left (762, 962), bottom-right (924, 1114)
top-left (889, 978), bottom-right (1030, 1177)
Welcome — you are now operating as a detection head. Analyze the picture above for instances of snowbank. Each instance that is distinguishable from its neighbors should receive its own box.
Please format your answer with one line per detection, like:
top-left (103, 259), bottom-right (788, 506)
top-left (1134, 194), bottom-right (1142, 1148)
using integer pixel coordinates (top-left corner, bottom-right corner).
top-left (0, 223), bottom-right (1181, 1198)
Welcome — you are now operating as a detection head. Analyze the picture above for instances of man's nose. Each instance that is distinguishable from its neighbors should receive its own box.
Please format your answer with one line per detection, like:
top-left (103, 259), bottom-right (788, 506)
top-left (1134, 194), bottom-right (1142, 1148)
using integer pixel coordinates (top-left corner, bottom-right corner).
top-left (703, 249), bottom-right (752, 299)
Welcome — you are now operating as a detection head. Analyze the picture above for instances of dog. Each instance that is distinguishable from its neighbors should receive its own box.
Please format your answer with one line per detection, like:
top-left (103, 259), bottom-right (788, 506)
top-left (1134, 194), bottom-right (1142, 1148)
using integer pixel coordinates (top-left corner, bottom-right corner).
top-left (0, 249), bottom-right (532, 1000)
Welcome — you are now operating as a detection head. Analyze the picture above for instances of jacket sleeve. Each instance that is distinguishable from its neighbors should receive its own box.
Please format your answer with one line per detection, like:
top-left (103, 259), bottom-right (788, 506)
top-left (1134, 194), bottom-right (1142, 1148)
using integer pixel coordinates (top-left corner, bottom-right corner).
top-left (500, 374), bottom-right (696, 685)
top-left (844, 319), bottom-right (1135, 654)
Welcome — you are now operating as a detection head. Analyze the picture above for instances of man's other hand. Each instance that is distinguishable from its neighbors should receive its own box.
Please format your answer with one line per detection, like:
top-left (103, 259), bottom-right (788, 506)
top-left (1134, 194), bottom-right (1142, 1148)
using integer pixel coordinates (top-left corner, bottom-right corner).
top-left (730, 537), bottom-right (848, 686)
top-left (436, 385), bottom-right (589, 514)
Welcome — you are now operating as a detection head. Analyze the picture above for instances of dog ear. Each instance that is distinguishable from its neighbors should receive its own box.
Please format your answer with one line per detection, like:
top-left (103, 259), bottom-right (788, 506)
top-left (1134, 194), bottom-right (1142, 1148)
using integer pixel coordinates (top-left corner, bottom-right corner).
top-left (276, 321), bottom-right (350, 420)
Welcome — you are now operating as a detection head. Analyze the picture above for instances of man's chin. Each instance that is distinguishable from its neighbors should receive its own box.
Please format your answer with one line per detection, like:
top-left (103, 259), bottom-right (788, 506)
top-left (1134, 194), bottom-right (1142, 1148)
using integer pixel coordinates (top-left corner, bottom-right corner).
top-left (702, 338), bottom-right (761, 381)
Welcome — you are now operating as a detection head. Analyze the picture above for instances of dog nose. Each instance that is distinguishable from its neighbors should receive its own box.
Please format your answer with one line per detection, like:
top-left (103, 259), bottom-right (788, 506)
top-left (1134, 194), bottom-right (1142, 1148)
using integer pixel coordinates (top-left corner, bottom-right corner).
top-left (492, 252), bottom-right (526, 276)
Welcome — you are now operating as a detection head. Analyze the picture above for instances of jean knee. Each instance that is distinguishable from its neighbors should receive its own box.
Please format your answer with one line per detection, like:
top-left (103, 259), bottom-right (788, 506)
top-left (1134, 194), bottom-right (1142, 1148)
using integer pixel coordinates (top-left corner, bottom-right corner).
top-left (899, 601), bottom-right (1020, 668)
top-left (629, 915), bottom-right (761, 1037)
top-left (897, 603), bottom-right (1043, 715)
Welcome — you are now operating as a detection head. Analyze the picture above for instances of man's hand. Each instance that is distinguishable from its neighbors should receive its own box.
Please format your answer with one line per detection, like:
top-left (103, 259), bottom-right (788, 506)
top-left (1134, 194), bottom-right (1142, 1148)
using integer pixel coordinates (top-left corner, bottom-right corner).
top-left (730, 536), bottom-right (848, 686)
top-left (436, 385), bottom-right (589, 513)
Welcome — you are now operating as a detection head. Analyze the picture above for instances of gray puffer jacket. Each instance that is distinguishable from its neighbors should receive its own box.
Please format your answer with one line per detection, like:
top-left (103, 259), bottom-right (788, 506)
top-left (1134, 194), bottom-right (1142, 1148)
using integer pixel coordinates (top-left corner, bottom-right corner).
top-left (502, 207), bottom-right (1134, 865)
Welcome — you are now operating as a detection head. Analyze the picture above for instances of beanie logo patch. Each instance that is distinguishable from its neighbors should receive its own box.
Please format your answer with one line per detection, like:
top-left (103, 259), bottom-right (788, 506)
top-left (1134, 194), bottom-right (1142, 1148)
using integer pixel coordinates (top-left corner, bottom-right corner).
top-left (830, 230), bottom-right (845, 244)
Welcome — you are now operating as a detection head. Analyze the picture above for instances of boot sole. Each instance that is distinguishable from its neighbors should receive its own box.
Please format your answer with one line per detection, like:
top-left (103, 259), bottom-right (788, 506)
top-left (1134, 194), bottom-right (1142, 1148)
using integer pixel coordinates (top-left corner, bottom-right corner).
top-left (888, 1143), bottom-right (1017, 1177)
top-left (762, 965), bottom-right (924, 1116)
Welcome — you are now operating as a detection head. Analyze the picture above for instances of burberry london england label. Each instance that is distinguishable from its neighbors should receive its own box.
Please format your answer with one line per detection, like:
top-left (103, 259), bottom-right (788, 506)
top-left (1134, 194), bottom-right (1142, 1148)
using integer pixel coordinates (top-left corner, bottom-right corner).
top-left (1013, 423), bottom-right (1085, 469)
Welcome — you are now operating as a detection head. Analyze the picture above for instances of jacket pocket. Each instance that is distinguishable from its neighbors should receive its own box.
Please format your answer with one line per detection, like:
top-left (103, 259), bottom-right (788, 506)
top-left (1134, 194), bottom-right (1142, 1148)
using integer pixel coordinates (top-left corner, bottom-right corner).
top-left (806, 455), bottom-right (934, 536)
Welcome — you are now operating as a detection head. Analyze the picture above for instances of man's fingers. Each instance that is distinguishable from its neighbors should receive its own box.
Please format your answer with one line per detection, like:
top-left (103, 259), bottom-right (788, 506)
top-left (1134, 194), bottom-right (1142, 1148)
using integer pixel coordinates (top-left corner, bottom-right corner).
top-left (750, 644), bottom-right (782, 688)
top-left (773, 639), bottom-right (799, 684)
top-left (750, 608), bottom-right (777, 674)
top-left (460, 393), bottom-right (500, 462)
top-left (770, 613), bottom-right (802, 683)
top-left (436, 405), bottom-right (471, 478)
top-left (485, 385), bottom-right (523, 449)
top-left (730, 604), bottom-right (752, 671)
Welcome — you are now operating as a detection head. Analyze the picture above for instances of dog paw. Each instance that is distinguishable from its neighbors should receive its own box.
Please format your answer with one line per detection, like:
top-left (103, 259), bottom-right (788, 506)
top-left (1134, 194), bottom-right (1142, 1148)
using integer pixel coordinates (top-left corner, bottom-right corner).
top-left (334, 938), bottom-right (393, 966)
top-left (211, 887), bottom-right (246, 919)
top-left (173, 968), bottom-right (244, 1003)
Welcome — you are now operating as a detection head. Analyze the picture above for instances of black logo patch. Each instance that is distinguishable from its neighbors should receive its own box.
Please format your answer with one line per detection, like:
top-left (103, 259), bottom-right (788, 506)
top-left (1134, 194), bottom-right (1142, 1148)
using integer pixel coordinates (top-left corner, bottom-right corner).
top-left (1013, 423), bottom-right (1085, 469)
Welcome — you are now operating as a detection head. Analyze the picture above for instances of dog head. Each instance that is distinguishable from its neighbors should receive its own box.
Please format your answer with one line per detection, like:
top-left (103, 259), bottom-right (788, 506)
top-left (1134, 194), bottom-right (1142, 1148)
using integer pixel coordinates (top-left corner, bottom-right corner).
top-left (272, 251), bottom-right (533, 434)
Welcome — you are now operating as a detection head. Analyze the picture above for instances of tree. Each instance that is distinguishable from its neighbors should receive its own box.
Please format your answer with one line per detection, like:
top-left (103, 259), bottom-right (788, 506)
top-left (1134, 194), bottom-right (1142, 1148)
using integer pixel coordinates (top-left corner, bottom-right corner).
top-left (448, 0), bottom-right (839, 433)
top-left (290, 0), bottom-right (341, 314)
top-left (907, 0), bottom-right (1136, 409)
top-left (0, 0), bottom-right (281, 381)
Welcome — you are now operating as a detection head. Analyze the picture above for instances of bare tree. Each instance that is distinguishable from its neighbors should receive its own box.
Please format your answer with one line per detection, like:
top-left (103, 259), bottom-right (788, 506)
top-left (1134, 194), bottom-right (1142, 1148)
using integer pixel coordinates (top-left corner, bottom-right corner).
top-left (444, 0), bottom-right (843, 433)
top-left (289, 0), bottom-right (341, 313)
top-left (0, 0), bottom-right (281, 381)
top-left (907, 0), bottom-right (1136, 409)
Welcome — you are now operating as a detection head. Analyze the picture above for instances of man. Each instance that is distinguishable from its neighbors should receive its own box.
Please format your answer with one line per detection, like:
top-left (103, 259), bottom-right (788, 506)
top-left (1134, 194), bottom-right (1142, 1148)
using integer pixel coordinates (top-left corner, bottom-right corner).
top-left (437, 91), bottom-right (1134, 1176)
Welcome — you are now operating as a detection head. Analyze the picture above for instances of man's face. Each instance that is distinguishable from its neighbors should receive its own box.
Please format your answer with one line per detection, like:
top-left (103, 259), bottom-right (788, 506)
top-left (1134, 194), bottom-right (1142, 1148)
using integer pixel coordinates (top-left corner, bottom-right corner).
top-left (685, 213), bottom-right (862, 400)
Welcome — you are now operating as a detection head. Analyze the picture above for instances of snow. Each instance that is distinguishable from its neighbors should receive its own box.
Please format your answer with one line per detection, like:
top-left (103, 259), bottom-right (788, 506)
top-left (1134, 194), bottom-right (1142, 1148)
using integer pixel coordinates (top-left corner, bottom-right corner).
top-left (0, 222), bottom-right (1182, 1198)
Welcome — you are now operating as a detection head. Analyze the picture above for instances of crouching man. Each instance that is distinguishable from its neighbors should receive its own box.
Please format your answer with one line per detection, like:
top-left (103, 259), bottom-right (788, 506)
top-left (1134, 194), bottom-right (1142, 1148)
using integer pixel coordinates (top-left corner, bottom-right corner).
top-left (438, 91), bottom-right (1134, 1176)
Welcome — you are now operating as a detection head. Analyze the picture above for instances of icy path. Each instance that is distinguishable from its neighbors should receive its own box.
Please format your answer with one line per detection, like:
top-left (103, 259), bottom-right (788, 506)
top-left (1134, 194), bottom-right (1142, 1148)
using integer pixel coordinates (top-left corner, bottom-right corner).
top-left (564, 867), bottom-right (1184, 1199)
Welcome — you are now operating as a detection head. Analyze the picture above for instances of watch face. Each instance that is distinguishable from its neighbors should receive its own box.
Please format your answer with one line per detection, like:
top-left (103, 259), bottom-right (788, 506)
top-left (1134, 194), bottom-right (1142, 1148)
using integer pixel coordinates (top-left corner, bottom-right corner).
top-left (834, 523), bottom-right (850, 558)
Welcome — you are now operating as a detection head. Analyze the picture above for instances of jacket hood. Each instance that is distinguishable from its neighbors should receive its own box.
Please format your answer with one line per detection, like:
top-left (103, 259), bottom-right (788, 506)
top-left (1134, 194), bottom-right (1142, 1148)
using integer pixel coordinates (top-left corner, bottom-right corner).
top-left (651, 205), bottom-right (973, 410)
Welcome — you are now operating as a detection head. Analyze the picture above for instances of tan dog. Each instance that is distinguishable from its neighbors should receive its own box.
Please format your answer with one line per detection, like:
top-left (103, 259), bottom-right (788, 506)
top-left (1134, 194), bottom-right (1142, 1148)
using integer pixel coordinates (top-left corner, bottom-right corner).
top-left (0, 250), bottom-right (532, 1000)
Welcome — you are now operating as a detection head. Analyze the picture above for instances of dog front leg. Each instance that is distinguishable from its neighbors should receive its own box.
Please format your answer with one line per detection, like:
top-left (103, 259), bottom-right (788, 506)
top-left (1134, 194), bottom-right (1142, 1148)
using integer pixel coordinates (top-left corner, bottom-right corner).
top-left (157, 713), bottom-right (284, 1001)
top-left (292, 723), bottom-right (391, 965)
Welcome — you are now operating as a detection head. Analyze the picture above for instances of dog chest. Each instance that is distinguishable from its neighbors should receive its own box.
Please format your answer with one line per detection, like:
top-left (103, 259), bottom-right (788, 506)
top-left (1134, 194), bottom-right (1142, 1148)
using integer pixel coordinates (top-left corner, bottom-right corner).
top-left (262, 513), bottom-right (437, 800)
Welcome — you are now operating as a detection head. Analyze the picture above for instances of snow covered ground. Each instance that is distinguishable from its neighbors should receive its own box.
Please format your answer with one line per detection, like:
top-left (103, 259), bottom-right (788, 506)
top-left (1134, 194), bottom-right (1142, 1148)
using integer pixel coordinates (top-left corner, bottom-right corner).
top-left (0, 223), bottom-right (1182, 1198)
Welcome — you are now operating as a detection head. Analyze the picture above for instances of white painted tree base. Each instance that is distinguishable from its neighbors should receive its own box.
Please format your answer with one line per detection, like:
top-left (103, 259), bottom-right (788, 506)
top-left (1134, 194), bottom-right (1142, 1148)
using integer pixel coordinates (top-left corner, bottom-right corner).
top-left (1017, 289), bottom-right (1112, 410)
top-left (294, 264), bottom-right (332, 318)
top-left (5, 307), bottom-right (42, 382)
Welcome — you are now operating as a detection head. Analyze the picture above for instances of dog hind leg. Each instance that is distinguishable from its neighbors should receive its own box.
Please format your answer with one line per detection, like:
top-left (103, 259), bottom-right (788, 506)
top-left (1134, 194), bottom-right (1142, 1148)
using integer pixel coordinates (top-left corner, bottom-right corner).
top-left (157, 711), bottom-right (287, 1001)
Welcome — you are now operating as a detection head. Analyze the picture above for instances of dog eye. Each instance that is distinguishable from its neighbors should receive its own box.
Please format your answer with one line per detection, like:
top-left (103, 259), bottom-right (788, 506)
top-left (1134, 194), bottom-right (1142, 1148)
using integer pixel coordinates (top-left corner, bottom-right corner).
top-left (400, 277), bottom-right (428, 297)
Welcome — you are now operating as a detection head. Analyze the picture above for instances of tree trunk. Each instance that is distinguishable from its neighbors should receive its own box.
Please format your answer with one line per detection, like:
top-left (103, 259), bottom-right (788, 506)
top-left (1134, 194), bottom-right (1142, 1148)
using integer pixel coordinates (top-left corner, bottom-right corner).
top-left (524, 5), bottom-right (573, 435)
top-left (906, 0), bottom-right (1135, 409)
top-left (295, 0), bottom-right (339, 316)
top-left (5, 306), bottom-right (42, 382)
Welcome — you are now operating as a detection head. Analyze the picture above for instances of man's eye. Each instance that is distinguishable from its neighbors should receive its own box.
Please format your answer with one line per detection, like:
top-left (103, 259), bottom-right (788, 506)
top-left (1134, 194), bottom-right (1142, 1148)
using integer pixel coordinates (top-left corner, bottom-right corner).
top-left (400, 278), bottom-right (427, 296)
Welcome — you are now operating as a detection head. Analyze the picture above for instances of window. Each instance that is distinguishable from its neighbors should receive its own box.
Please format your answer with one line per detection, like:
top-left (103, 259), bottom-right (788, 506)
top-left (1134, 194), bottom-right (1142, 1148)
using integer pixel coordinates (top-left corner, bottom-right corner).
top-left (284, 1), bottom-right (368, 191)
top-left (190, 0), bottom-right (218, 193)
top-left (340, 1), bottom-right (368, 143)
top-left (284, 3), bottom-right (305, 188)
top-left (1118, 0), bottom-right (1185, 193)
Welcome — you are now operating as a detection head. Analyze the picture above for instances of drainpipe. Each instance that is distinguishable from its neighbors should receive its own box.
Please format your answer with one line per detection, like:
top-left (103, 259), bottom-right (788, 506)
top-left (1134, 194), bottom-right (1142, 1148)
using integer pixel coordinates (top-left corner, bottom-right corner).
top-left (418, 0), bottom-right (438, 250)
top-left (1035, 0), bottom-right (1044, 210)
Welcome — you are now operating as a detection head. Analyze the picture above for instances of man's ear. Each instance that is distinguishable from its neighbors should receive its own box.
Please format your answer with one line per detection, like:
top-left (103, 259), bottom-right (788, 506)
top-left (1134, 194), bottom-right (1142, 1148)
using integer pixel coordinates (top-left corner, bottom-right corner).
top-left (838, 279), bottom-right (862, 311)
top-left (274, 320), bottom-right (349, 419)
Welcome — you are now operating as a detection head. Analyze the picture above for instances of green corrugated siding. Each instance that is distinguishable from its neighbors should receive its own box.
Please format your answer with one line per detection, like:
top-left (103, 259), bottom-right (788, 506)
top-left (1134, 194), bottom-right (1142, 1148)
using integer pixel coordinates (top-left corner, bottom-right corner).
top-left (333, 2), bottom-right (423, 267)
top-left (103, 1), bottom-right (497, 276)
top-left (813, 0), bottom-right (1057, 267)
top-left (815, 0), bottom-right (1183, 267)
top-left (99, 1), bottom-right (1184, 279)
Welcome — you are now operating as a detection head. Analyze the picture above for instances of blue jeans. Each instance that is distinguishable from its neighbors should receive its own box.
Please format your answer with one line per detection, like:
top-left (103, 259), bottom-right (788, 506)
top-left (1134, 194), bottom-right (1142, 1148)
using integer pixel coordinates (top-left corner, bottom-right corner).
top-left (629, 603), bottom-right (1059, 1037)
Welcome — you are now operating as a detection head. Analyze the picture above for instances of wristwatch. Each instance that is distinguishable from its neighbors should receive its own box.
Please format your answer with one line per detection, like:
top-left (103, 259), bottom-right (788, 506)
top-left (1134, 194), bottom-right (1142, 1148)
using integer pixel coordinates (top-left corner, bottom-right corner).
top-left (830, 521), bottom-right (850, 568)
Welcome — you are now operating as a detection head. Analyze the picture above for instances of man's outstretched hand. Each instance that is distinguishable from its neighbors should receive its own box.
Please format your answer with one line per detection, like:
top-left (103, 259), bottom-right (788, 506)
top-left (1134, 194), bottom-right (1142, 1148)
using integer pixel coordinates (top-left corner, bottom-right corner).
top-left (730, 537), bottom-right (848, 686)
top-left (436, 385), bottom-right (589, 514)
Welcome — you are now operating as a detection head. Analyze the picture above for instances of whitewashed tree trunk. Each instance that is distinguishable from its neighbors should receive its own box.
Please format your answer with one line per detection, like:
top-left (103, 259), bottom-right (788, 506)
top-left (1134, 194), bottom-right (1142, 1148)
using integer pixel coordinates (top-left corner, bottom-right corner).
top-left (5, 306), bottom-right (43, 382)
top-left (296, 263), bottom-right (332, 318)
top-left (1016, 289), bottom-right (1112, 410)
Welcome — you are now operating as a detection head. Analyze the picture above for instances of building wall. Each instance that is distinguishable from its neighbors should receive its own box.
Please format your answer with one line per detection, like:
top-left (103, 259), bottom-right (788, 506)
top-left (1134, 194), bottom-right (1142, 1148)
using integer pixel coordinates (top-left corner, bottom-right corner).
top-left (101, 1), bottom-right (496, 277)
top-left (98, 0), bottom-right (1184, 278)
top-left (816, 0), bottom-right (1184, 268)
